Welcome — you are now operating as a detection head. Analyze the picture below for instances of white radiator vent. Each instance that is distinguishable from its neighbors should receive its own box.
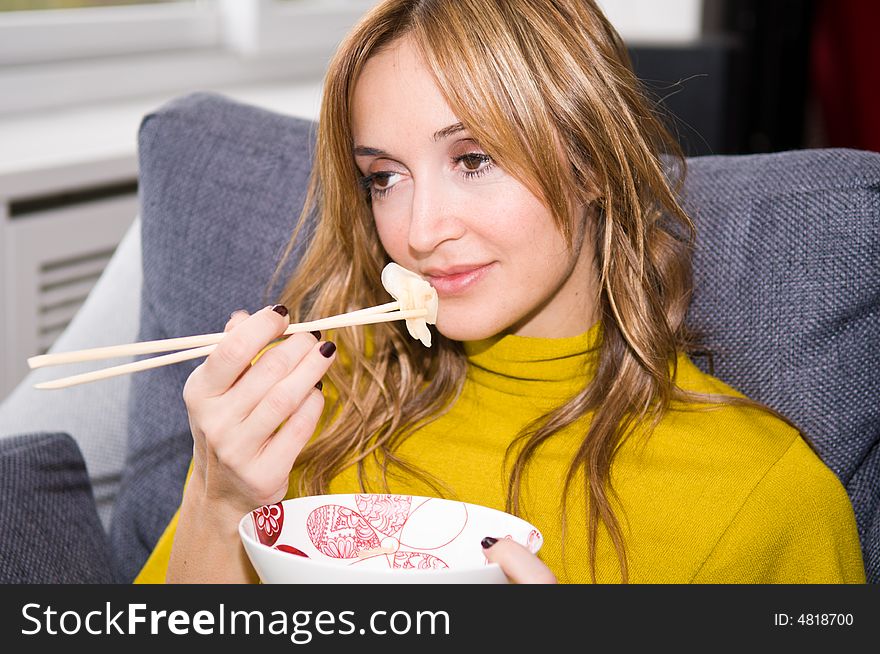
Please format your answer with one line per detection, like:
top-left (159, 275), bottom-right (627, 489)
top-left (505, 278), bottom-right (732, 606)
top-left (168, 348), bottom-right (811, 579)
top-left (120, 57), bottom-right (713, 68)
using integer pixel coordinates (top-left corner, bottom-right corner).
top-left (1, 187), bottom-right (138, 397)
top-left (36, 247), bottom-right (117, 354)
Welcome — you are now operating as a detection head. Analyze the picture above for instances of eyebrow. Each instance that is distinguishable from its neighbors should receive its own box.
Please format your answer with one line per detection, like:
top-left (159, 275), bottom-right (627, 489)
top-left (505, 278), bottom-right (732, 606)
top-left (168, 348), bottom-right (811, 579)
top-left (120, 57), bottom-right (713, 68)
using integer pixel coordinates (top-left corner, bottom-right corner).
top-left (352, 122), bottom-right (467, 158)
top-left (352, 145), bottom-right (388, 157)
top-left (432, 122), bottom-right (465, 141)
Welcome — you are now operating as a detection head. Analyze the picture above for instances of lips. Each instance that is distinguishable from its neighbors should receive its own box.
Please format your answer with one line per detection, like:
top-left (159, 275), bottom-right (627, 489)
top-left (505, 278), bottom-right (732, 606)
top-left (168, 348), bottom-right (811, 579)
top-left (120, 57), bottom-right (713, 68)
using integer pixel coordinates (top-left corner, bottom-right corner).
top-left (422, 263), bottom-right (489, 277)
top-left (423, 262), bottom-right (493, 296)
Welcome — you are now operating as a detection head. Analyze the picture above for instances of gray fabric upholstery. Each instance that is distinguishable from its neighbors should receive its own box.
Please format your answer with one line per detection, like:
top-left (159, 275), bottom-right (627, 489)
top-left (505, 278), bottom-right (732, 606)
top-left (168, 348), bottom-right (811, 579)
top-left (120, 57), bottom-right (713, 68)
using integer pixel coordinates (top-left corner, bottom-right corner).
top-left (115, 92), bottom-right (880, 583)
top-left (0, 220), bottom-right (142, 531)
top-left (110, 93), bottom-right (317, 582)
top-left (0, 432), bottom-right (116, 583)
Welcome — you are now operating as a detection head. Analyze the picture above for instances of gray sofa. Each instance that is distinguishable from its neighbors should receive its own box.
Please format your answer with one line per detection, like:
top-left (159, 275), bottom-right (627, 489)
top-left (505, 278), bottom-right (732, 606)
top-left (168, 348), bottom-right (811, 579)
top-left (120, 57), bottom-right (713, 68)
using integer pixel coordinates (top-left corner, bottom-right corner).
top-left (1, 93), bottom-right (878, 583)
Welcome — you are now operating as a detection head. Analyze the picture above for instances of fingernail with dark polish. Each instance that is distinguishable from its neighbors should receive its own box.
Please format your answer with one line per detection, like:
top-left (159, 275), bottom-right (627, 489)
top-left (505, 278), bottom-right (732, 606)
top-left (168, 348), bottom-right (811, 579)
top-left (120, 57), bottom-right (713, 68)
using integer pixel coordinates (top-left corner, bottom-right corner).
top-left (310, 330), bottom-right (321, 340)
top-left (272, 304), bottom-right (289, 317)
top-left (481, 537), bottom-right (498, 549)
top-left (319, 341), bottom-right (337, 358)
top-left (315, 380), bottom-right (323, 391)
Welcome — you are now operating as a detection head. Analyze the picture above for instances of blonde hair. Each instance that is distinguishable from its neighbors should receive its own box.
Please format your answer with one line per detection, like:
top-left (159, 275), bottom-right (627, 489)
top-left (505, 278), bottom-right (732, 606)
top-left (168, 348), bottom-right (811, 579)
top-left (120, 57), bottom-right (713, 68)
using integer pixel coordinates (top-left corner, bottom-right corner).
top-left (274, 0), bottom-right (757, 582)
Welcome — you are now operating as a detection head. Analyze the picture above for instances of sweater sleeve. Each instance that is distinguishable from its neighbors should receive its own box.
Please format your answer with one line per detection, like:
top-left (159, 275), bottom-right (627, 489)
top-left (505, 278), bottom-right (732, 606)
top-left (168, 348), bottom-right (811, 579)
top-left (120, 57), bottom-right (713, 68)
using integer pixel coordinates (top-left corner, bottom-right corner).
top-left (692, 437), bottom-right (865, 583)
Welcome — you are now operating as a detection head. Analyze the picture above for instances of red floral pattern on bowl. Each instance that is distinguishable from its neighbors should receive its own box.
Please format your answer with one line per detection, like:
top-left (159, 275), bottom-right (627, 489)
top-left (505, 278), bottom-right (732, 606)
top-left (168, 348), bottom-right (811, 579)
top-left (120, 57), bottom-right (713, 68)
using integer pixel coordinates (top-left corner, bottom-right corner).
top-left (252, 503), bottom-right (283, 547)
top-left (306, 494), bottom-right (465, 569)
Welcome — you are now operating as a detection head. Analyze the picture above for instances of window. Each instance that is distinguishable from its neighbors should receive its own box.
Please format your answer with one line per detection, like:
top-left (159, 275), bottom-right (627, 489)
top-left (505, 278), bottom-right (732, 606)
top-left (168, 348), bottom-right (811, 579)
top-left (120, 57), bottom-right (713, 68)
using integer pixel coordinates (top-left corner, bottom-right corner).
top-left (0, 0), bottom-right (369, 10)
top-left (0, 1), bottom-right (378, 114)
top-left (0, 1), bottom-right (182, 10)
top-left (0, 1), bottom-right (218, 66)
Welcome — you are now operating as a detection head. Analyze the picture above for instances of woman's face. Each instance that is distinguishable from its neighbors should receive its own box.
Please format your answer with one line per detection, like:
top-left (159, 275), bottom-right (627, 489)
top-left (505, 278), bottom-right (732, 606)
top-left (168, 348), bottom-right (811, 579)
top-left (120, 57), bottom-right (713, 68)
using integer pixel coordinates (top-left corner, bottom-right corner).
top-left (351, 37), bottom-right (598, 341)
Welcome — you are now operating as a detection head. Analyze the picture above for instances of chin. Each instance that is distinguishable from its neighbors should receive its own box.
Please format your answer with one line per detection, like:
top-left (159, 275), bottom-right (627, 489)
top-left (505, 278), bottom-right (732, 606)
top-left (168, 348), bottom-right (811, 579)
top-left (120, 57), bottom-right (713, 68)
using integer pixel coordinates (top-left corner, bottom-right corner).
top-left (434, 314), bottom-right (506, 343)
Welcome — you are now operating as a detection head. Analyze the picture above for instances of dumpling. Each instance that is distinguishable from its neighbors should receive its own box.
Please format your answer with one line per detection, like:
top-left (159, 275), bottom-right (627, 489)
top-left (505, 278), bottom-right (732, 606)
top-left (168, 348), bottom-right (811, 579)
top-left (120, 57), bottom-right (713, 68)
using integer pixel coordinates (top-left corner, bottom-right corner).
top-left (380, 262), bottom-right (439, 347)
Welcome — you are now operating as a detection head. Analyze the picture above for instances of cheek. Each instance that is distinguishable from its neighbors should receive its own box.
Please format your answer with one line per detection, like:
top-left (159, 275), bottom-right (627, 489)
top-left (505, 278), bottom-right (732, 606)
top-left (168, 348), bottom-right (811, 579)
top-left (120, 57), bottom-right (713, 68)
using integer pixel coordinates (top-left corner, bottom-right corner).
top-left (489, 192), bottom-right (563, 262)
top-left (373, 208), bottom-right (410, 263)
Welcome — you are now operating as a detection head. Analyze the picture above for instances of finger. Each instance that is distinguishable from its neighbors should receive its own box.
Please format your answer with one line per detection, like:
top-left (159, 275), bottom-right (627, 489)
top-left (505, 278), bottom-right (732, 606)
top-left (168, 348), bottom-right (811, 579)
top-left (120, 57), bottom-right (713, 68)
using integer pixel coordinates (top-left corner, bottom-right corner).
top-left (224, 331), bottom-right (320, 421)
top-left (242, 342), bottom-right (336, 447)
top-left (261, 386), bottom-right (325, 469)
top-left (221, 310), bottom-right (254, 388)
top-left (239, 340), bottom-right (336, 450)
top-left (242, 339), bottom-right (334, 440)
top-left (224, 309), bottom-right (250, 332)
top-left (194, 304), bottom-right (290, 397)
top-left (481, 537), bottom-right (557, 584)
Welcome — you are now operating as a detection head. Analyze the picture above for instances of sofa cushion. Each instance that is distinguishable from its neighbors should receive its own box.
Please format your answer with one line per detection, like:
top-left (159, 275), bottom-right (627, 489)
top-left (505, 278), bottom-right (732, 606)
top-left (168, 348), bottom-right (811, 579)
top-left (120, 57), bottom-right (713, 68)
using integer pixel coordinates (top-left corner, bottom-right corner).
top-left (110, 93), bottom-right (317, 582)
top-left (0, 432), bottom-right (116, 583)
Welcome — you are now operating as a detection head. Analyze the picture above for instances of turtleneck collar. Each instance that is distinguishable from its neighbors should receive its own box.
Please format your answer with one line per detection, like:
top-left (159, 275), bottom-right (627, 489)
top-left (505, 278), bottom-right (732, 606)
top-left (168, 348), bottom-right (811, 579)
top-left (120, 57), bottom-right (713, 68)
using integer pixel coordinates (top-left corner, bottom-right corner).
top-left (462, 322), bottom-right (601, 400)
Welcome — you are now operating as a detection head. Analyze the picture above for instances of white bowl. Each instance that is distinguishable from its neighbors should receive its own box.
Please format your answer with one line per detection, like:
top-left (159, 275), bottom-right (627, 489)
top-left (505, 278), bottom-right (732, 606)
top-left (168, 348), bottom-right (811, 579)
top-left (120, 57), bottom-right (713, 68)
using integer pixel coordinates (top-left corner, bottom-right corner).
top-left (239, 493), bottom-right (543, 584)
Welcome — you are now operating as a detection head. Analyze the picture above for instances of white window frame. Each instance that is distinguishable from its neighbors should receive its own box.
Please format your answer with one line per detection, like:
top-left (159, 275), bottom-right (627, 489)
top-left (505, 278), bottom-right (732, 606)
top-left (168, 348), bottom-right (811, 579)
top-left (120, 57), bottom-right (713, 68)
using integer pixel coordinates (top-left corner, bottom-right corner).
top-left (0, 0), bottom-right (378, 115)
top-left (221, 0), bottom-right (378, 57)
top-left (0, 1), bottom-right (222, 66)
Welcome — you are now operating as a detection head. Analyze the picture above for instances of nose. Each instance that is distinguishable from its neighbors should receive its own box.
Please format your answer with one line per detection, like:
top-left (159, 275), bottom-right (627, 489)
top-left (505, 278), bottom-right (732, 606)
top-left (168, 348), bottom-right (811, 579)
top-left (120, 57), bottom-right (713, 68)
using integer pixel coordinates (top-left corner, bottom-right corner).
top-left (407, 176), bottom-right (465, 254)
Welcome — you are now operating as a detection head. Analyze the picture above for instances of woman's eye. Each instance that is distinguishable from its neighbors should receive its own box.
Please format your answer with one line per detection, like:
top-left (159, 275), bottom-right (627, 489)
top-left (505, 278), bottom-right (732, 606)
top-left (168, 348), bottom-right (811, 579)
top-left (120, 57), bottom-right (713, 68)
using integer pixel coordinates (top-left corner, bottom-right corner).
top-left (373, 172), bottom-right (401, 189)
top-left (454, 153), bottom-right (494, 177)
top-left (361, 171), bottom-right (402, 199)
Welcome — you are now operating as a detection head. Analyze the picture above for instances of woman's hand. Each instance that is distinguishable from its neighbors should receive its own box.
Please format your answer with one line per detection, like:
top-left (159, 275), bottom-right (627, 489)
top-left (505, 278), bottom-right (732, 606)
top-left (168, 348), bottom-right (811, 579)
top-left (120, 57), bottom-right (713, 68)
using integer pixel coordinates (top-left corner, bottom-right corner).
top-left (167, 304), bottom-right (335, 583)
top-left (481, 537), bottom-right (558, 584)
top-left (184, 304), bottom-right (335, 517)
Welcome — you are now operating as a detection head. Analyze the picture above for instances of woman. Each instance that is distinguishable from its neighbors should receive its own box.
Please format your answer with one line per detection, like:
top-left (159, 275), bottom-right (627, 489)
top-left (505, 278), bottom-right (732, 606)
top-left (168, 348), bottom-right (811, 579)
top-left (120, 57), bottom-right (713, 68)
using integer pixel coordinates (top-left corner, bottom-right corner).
top-left (137, 0), bottom-right (864, 584)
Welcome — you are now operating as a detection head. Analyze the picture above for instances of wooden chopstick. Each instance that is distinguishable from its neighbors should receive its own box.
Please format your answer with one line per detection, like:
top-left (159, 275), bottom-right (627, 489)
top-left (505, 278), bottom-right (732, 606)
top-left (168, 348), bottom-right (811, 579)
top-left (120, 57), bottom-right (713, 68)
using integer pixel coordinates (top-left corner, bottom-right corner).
top-left (28, 301), bottom-right (400, 369)
top-left (33, 306), bottom-right (427, 390)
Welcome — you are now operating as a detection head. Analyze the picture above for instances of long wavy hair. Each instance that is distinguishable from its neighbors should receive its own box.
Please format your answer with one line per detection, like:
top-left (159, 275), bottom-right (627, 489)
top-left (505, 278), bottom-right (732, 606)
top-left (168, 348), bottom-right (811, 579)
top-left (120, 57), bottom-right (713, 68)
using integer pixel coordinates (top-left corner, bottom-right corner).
top-left (273, 0), bottom-right (774, 582)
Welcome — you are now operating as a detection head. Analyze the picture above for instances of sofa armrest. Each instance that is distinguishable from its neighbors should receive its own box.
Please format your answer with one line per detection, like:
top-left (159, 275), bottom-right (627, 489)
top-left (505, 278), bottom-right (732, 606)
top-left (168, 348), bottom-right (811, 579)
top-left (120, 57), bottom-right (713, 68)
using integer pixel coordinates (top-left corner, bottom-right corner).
top-left (0, 432), bottom-right (116, 583)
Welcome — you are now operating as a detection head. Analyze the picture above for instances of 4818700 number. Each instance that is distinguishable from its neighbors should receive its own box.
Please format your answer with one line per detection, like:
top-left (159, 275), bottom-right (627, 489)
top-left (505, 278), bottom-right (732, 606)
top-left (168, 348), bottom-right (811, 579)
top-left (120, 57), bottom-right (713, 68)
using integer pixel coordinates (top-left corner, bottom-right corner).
top-left (798, 614), bottom-right (853, 626)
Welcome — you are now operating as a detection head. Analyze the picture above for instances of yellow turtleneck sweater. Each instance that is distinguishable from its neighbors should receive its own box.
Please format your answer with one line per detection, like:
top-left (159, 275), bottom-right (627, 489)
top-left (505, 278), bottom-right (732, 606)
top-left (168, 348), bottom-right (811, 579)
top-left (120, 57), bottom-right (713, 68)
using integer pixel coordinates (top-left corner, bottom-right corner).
top-left (136, 325), bottom-right (865, 583)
